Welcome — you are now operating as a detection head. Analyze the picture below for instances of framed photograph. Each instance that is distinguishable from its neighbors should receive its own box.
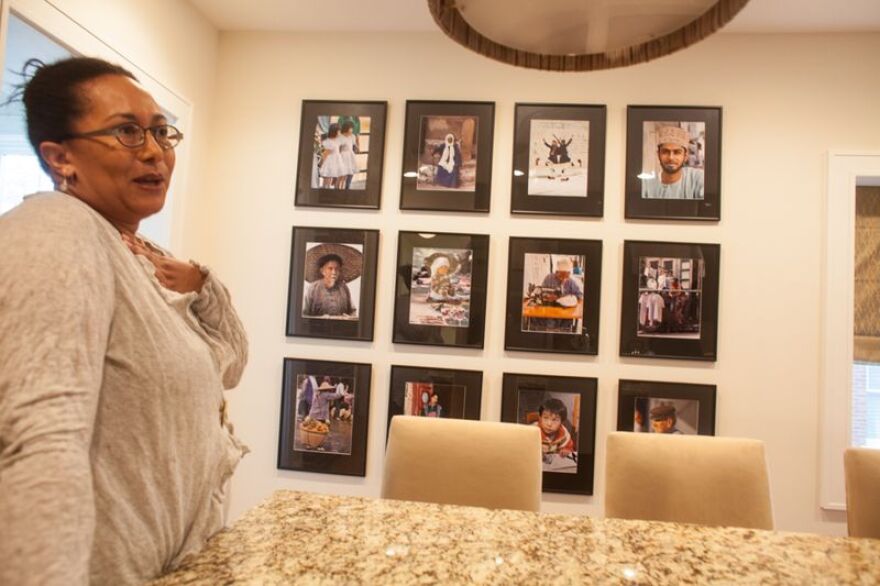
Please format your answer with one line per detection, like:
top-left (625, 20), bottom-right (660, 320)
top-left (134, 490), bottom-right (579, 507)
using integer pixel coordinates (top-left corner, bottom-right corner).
top-left (504, 236), bottom-right (603, 355)
top-left (392, 231), bottom-right (490, 348)
top-left (617, 379), bottom-right (717, 436)
top-left (386, 365), bottom-right (483, 434)
top-left (399, 100), bottom-right (495, 213)
top-left (294, 100), bottom-right (387, 209)
top-left (285, 226), bottom-right (379, 341)
top-left (510, 103), bottom-right (606, 217)
top-left (619, 240), bottom-right (720, 361)
top-left (501, 372), bottom-right (597, 495)
top-left (278, 358), bottom-right (372, 476)
top-left (624, 105), bottom-right (721, 221)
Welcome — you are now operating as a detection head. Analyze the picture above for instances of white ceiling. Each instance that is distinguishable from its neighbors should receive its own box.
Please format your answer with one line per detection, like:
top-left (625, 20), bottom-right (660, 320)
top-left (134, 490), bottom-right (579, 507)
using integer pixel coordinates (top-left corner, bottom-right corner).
top-left (187, 0), bottom-right (880, 33)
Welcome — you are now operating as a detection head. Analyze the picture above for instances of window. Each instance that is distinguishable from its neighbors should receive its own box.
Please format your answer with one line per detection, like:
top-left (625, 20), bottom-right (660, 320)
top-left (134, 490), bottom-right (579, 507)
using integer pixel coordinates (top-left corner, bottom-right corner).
top-left (0, 13), bottom-right (71, 212)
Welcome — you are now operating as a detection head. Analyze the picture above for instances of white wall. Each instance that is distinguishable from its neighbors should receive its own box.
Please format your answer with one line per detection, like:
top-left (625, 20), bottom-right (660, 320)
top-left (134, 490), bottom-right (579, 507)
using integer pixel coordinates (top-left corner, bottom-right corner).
top-left (201, 30), bottom-right (880, 535)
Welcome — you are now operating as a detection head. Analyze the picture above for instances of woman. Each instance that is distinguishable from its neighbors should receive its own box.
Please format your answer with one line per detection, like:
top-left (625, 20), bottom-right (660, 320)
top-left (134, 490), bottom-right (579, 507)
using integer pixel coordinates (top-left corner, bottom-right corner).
top-left (0, 57), bottom-right (248, 584)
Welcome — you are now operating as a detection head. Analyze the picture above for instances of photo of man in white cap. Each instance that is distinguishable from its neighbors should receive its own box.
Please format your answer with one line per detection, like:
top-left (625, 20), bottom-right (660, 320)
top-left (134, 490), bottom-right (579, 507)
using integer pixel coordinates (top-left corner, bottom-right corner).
top-left (521, 254), bottom-right (585, 334)
top-left (641, 124), bottom-right (705, 200)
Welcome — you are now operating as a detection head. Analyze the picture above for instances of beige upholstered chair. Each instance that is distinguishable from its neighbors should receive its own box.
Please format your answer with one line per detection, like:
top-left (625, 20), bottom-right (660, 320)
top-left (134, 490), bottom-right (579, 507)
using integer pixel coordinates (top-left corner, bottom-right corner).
top-left (605, 432), bottom-right (774, 530)
top-left (382, 416), bottom-right (542, 511)
top-left (844, 447), bottom-right (880, 538)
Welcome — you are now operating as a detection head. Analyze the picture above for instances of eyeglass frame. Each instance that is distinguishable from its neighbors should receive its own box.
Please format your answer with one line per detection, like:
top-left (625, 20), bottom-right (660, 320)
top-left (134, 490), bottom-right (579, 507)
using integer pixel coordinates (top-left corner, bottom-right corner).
top-left (63, 122), bottom-right (184, 150)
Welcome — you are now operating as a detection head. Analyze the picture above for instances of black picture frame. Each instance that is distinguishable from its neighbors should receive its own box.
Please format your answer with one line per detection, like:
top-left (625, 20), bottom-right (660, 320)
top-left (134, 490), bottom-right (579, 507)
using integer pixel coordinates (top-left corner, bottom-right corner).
top-left (617, 379), bottom-right (717, 436)
top-left (504, 236), bottom-right (603, 355)
top-left (285, 226), bottom-right (379, 341)
top-left (278, 358), bottom-right (372, 476)
top-left (624, 105), bottom-right (722, 221)
top-left (294, 100), bottom-right (387, 209)
top-left (619, 240), bottom-right (720, 361)
top-left (400, 100), bottom-right (495, 213)
top-left (511, 103), bottom-right (606, 217)
top-left (386, 365), bottom-right (483, 436)
top-left (392, 231), bottom-right (490, 348)
top-left (501, 372), bottom-right (597, 495)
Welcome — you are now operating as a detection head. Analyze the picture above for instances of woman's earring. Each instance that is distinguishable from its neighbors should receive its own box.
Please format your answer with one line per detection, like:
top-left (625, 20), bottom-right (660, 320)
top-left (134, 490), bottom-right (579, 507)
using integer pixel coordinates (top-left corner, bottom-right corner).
top-left (59, 176), bottom-right (69, 193)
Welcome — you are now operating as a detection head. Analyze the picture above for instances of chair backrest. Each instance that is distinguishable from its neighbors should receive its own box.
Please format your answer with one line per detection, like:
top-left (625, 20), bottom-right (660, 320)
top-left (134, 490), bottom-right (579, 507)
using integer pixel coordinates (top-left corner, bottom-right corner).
top-left (382, 416), bottom-right (542, 511)
top-left (844, 447), bottom-right (880, 538)
top-left (605, 431), bottom-right (774, 530)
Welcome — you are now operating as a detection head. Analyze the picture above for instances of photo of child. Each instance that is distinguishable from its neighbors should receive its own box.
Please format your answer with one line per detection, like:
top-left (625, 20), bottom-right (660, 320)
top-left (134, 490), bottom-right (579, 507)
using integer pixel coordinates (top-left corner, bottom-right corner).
top-left (310, 115), bottom-right (371, 190)
top-left (416, 115), bottom-right (478, 192)
top-left (294, 374), bottom-right (356, 455)
top-left (637, 256), bottom-right (703, 339)
top-left (516, 389), bottom-right (580, 474)
top-left (528, 119), bottom-right (589, 197)
top-left (403, 381), bottom-right (467, 419)
top-left (409, 247), bottom-right (473, 327)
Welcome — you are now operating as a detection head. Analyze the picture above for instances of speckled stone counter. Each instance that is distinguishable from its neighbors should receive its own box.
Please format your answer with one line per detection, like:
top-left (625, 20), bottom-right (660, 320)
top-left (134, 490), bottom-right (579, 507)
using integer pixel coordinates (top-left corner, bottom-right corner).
top-left (151, 490), bottom-right (880, 585)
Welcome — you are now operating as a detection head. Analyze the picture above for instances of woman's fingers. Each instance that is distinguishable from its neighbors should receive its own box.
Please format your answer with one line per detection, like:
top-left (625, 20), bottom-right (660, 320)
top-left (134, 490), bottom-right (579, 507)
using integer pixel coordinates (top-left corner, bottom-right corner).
top-left (121, 234), bottom-right (203, 293)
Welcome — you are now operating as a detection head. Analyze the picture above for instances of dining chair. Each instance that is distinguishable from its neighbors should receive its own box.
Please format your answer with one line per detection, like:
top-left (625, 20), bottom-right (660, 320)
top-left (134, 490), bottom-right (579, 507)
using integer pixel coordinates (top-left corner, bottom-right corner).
top-left (381, 416), bottom-right (542, 511)
top-left (604, 431), bottom-right (774, 530)
top-left (844, 447), bottom-right (880, 538)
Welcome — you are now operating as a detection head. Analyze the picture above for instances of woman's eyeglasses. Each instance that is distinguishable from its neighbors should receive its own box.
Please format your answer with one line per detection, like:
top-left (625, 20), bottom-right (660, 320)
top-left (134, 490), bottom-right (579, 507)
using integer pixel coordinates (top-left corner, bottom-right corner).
top-left (66, 122), bottom-right (183, 150)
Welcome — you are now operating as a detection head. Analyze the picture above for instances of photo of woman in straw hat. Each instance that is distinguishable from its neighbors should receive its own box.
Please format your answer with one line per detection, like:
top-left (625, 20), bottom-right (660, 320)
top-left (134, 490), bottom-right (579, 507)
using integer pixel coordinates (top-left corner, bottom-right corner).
top-left (302, 242), bottom-right (363, 320)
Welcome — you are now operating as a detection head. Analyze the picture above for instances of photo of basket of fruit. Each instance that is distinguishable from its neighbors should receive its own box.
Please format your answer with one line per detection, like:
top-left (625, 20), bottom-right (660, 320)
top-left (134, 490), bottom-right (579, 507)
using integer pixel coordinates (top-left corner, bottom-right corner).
top-left (299, 419), bottom-right (330, 449)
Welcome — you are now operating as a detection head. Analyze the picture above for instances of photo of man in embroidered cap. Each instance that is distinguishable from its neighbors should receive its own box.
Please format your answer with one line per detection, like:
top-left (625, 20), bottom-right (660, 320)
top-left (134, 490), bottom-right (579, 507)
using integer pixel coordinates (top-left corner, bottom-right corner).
top-left (301, 242), bottom-right (363, 320)
top-left (640, 122), bottom-right (705, 200)
top-left (632, 397), bottom-right (700, 435)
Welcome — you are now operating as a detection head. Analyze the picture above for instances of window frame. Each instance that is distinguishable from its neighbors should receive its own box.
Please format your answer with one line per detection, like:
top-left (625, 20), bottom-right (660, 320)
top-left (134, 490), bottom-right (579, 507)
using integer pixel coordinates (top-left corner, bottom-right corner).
top-left (821, 151), bottom-right (880, 510)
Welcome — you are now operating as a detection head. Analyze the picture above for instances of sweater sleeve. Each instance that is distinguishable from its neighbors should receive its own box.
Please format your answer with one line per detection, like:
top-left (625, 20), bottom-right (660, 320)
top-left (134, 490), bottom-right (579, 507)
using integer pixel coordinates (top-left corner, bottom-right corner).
top-left (0, 201), bottom-right (114, 586)
top-left (189, 265), bottom-right (248, 390)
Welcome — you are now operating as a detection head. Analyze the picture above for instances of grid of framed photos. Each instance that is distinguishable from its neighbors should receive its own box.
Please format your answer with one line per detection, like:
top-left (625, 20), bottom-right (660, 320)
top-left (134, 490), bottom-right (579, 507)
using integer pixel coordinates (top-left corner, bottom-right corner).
top-left (283, 98), bottom-right (726, 484)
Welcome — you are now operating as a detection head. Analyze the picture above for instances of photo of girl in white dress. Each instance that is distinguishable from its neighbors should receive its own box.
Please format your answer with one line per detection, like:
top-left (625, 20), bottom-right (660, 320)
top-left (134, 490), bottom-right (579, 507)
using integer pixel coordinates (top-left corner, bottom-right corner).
top-left (310, 115), bottom-right (371, 190)
top-left (319, 123), bottom-right (345, 188)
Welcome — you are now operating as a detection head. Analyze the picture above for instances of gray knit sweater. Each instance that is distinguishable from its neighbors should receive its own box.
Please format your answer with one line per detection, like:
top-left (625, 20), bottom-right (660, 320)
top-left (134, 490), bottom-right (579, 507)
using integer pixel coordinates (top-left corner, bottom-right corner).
top-left (0, 192), bottom-right (248, 584)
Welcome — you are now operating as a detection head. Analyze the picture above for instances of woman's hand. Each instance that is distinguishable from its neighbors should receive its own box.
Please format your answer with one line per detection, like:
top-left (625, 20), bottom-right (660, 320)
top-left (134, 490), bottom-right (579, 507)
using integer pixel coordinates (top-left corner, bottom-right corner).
top-left (122, 233), bottom-right (205, 293)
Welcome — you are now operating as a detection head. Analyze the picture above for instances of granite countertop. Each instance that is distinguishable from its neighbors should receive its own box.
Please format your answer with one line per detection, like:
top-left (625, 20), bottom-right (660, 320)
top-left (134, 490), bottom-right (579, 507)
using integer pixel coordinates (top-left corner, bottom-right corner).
top-left (152, 490), bottom-right (880, 585)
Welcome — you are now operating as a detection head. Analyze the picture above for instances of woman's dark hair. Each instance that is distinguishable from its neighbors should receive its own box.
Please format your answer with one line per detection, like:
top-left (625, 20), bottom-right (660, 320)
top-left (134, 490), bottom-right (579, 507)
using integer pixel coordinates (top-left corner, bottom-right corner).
top-left (340, 120), bottom-right (354, 133)
top-left (17, 57), bottom-right (137, 172)
top-left (327, 123), bottom-right (340, 139)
